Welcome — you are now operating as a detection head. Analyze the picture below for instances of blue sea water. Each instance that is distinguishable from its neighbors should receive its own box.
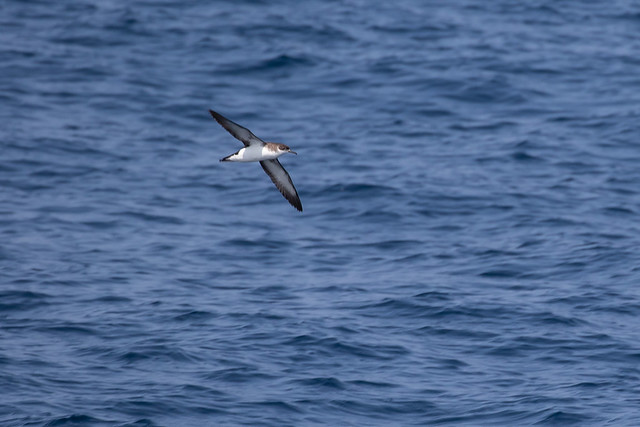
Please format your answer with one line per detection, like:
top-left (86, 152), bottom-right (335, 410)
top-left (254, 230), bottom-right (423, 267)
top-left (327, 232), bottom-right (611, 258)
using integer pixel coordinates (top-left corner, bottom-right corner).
top-left (2, 0), bottom-right (640, 425)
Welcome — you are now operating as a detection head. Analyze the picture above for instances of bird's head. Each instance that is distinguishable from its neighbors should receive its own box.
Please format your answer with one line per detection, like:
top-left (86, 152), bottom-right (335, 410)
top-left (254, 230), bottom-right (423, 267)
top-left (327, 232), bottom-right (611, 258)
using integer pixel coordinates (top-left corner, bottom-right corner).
top-left (276, 143), bottom-right (297, 155)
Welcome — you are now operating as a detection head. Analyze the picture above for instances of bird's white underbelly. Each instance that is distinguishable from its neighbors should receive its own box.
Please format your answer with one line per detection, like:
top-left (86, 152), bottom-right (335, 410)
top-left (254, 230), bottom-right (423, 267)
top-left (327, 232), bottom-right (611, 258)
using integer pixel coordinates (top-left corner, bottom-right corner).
top-left (227, 146), bottom-right (280, 162)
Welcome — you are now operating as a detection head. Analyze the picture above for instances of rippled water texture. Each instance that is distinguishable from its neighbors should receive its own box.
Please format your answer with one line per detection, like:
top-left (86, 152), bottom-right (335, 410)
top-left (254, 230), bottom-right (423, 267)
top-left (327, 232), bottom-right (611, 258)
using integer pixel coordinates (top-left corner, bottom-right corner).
top-left (2, 0), bottom-right (640, 425)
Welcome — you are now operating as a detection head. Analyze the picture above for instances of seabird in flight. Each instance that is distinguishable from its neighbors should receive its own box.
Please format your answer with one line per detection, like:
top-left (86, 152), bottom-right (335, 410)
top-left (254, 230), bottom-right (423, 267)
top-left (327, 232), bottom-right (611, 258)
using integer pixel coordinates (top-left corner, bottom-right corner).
top-left (209, 110), bottom-right (302, 212)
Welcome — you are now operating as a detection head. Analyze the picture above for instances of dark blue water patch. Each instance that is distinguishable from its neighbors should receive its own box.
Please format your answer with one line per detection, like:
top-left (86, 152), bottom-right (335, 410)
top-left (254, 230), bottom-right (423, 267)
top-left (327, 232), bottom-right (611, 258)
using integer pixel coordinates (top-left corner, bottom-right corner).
top-left (172, 310), bottom-right (217, 322)
top-left (281, 334), bottom-right (409, 361)
top-left (450, 120), bottom-right (517, 132)
top-left (479, 268), bottom-right (525, 278)
top-left (602, 206), bottom-right (636, 216)
top-left (113, 210), bottom-right (185, 225)
top-left (320, 183), bottom-right (401, 198)
top-left (534, 410), bottom-right (593, 425)
top-left (222, 238), bottom-right (293, 249)
top-left (35, 324), bottom-right (98, 336)
top-left (328, 398), bottom-right (443, 421)
top-left (3, 0), bottom-right (640, 425)
top-left (415, 325), bottom-right (499, 341)
top-left (117, 420), bottom-right (159, 427)
top-left (43, 414), bottom-right (111, 426)
top-left (292, 376), bottom-right (345, 390)
top-left (113, 344), bottom-right (202, 365)
top-left (0, 290), bottom-right (51, 311)
top-left (109, 398), bottom-right (198, 420)
top-left (356, 208), bottom-right (403, 221)
top-left (218, 54), bottom-right (316, 78)
top-left (346, 379), bottom-right (399, 389)
top-left (511, 150), bottom-right (544, 162)
top-left (446, 78), bottom-right (529, 105)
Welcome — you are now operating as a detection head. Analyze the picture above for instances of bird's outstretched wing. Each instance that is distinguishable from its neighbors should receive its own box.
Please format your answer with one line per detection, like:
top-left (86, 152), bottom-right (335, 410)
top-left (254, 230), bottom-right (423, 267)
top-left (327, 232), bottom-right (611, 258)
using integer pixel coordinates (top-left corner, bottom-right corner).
top-left (209, 110), bottom-right (263, 147)
top-left (260, 159), bottom-right (303, 212)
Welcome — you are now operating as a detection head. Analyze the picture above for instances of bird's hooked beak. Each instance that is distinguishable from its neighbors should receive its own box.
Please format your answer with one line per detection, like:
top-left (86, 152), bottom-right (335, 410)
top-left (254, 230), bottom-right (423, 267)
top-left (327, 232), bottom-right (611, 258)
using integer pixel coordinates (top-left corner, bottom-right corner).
top-left (289, 150), bottom-right (297, 155)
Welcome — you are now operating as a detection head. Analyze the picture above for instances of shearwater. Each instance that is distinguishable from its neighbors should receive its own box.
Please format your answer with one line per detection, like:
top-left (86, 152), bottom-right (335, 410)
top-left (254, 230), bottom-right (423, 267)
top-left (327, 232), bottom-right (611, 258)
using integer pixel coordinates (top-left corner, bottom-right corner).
top-left (209, 110), bottom-right (303, 212)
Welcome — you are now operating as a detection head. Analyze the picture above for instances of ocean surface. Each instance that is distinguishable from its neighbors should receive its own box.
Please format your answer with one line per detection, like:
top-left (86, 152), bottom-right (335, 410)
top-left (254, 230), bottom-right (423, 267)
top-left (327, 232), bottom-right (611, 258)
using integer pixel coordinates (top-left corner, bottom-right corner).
top-left (2, 0), bottom-right (640, 425)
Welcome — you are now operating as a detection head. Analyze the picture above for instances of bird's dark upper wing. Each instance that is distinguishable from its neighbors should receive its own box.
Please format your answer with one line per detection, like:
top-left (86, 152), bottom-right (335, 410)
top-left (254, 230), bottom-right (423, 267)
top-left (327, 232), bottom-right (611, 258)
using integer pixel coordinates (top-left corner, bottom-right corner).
top-left (209, 110), bottom-right (263, 147)
top-left (260, 159), bottom-right (302, 212)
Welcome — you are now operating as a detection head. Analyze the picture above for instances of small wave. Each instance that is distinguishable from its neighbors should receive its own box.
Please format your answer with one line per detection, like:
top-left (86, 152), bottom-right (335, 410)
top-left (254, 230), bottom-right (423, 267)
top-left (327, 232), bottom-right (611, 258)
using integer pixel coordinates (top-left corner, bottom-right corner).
top-left (112, 345), bottom-right (202, 364)
top-left (282, 334), bottom-right (409, 360)
top-left (44, 414), bottom-right (108, 426)
top-left (330, 398), bottom-right (442, 418)
top-left (511, 151), bottom-right (544, 162)
top-left (114, 211), bottom-right (185, 225)
top-left (118, 419), bottom-right (160, 427)
top-left (292, 376), bottom-right (345, 390)
top-left (0, 290), bottom-right (51, 311)
top-left (535, 410), bottom-right (592, 425)
top-left (173, 310), bottom-right (217, 322)
top-left (222, 238), bottom-right (291, 249)
top-left (219, 54), bottom-right (315, 75)
top-left (37, 324), bottom-right (97, 336)
top-left (204, 367), bottom-right (276, 383)
top-left (320, 183), bottom-right (401, 197)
